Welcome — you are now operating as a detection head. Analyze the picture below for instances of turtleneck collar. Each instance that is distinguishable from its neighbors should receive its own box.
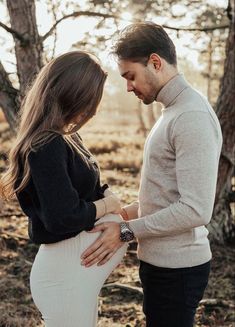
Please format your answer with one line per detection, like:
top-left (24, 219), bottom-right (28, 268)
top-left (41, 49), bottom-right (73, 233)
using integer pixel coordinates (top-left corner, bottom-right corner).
top-left (156, 73), bottom-right (190, 108)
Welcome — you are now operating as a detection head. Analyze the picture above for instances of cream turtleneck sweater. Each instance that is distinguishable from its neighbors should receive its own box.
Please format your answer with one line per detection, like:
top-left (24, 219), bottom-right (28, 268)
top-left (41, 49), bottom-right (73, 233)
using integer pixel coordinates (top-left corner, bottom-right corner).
top-left (129, 74), bottom-right (222, 268)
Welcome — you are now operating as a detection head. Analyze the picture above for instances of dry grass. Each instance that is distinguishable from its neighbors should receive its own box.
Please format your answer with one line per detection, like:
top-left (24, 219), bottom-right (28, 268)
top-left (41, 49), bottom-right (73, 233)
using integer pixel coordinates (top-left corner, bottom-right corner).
top-left (0, 112), bottom-right (234, 327)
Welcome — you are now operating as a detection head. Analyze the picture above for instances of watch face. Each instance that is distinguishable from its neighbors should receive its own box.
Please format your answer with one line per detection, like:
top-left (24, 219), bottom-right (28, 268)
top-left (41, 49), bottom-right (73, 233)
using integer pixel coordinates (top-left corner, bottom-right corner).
top-left (120, 230), bottom-right (134, 242)
top-left (120, 222), bottom-right (134, 242)
top-left (125, 232), bottom-right (134, 242)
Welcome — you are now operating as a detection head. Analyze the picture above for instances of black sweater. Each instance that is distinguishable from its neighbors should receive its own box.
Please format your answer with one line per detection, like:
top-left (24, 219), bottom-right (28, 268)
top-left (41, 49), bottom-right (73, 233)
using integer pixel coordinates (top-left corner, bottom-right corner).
top-left (16, 134), bottom-right (108, 244)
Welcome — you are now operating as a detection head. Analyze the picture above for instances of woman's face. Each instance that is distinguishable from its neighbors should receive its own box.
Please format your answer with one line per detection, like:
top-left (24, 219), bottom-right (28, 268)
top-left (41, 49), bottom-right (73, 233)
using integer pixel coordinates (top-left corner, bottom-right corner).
top-left (71, 105), bottom-right (99, 126)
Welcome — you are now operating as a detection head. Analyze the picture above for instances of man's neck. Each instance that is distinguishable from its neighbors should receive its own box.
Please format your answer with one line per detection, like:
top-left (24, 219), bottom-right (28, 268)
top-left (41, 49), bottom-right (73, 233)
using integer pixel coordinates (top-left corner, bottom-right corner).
top-left (155, 68), bottom-right (179, 100)
top-left (162, 67), bottom-right (179, 87)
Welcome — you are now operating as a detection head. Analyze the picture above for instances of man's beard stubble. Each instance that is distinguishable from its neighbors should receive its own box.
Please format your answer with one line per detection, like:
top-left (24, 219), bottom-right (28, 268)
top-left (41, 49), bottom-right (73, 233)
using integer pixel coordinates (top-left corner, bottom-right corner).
top-left (142, 71), bottom-right (159, 105)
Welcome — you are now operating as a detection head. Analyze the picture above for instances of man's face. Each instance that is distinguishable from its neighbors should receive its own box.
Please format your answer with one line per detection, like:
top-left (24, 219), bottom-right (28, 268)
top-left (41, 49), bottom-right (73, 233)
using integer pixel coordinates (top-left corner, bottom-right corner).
top-left (118, 59), bottom-right (160, 105)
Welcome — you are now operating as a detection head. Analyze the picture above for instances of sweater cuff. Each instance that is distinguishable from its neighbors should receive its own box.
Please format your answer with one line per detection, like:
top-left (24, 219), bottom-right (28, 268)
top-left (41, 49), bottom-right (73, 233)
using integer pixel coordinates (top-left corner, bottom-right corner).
top-left (84, 202), bottom-right (97, 231)
top-left (100, 183), bottom-right (109, 193)
top-left (128, 217), bottom-right (151, 238)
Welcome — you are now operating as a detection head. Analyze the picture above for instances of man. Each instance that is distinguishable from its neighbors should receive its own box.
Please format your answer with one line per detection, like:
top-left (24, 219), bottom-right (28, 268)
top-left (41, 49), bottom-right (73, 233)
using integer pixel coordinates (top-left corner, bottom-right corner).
top-left (81, 22), bottom-right (222, 327)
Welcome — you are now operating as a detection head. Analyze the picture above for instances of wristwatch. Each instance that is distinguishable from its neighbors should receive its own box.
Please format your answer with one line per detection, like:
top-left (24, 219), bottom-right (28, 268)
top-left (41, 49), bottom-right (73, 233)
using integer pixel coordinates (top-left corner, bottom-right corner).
top-left (120, 222), bottom-right (134, 242)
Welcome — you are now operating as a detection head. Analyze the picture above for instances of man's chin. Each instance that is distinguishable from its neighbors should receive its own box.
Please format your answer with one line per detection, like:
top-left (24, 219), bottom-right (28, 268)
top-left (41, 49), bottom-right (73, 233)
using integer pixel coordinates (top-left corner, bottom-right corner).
top-left (143, 98), bottom-right (155, 105)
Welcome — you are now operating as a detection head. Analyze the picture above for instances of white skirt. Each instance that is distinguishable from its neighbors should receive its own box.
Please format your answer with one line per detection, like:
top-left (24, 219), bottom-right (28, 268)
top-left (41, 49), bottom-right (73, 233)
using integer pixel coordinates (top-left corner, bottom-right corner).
top-left (30, 214), bottom-right (127, 327)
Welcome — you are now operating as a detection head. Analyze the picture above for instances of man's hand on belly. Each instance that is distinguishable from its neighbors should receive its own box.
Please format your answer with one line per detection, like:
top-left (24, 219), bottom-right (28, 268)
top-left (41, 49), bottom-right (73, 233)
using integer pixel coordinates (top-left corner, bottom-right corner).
top-left (80, 222), bottom-right (123, 267)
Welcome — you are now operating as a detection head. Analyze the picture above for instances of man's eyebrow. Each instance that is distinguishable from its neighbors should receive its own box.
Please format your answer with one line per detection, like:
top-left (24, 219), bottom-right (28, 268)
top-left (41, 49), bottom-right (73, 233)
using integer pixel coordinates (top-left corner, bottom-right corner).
top-left (121, 71), bottom-right (130, 78)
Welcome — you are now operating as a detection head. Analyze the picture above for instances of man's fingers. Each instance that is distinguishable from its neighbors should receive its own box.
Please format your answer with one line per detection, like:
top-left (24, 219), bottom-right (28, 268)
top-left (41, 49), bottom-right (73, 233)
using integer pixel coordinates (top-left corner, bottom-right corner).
top-left (82, 246), bottom-right (107, 265)
top-left (98, 245), bottom-right (123, 266)
top-left (97, 250), bottom-right (117, 266)
top-left (87, 223), bottom-right (106, 233)
top-left (84, 249), bottom-right (110, 267)
top-left (81, 238), bottom-right (103, 259)
top-left (81, 222), bottom-right (121, 264)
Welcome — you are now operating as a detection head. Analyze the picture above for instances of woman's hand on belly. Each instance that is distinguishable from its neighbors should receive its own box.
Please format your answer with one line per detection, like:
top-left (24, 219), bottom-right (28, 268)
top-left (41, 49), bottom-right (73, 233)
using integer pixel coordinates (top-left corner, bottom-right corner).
top-left (80, 221), bottom-right (123, 267)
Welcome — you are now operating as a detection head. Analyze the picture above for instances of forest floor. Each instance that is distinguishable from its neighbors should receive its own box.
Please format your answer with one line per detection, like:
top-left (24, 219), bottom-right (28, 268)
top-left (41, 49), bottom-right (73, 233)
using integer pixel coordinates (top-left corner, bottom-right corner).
top-left (0, 114), bottom-right (234, 327)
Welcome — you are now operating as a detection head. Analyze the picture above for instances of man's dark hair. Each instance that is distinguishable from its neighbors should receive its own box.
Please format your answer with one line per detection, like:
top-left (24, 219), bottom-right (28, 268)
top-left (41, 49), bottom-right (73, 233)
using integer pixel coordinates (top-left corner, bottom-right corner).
top-left (113, 22), bottom-right (177, 66)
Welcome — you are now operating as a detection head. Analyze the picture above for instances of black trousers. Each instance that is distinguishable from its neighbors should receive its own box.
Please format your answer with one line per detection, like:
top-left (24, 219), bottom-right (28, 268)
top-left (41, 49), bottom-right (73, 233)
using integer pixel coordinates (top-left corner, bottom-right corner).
top-left (139, 260), bottom-right (210, 327)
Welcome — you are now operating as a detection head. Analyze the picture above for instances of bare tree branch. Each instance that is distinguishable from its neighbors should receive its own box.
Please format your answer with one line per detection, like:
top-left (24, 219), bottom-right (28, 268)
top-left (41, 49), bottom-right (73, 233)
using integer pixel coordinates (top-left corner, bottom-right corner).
top-left (1, 5), bottom-right (230, 46)
top-left (200, 298), bottom-right (235, 309)
top-left (102, 282), bottom-right (143, 295)
top-left (41, 11), bottom-right (117, 41)
top-left (50, 1), bottom-right (58, 59)
top-left (162, 23), bottom-right (229, 32)
top-left (0, 21), bottom-right (27, 44)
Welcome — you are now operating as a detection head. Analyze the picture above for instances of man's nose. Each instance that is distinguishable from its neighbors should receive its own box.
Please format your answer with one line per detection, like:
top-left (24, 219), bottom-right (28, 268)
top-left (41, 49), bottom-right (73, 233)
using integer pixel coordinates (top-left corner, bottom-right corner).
top-left (127, 81), bottom-right (134, 92)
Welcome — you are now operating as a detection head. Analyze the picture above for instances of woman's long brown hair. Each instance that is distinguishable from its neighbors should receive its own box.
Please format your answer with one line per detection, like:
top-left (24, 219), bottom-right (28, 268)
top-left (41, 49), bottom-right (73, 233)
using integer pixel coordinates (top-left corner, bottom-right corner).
top-left (1, 51), bottom-right (107, 200)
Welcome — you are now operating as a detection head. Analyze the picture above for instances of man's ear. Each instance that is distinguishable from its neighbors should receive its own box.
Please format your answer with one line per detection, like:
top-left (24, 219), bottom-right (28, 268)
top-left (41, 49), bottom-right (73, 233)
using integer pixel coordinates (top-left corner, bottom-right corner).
top-left (149, 53), bottom-right (161, 71)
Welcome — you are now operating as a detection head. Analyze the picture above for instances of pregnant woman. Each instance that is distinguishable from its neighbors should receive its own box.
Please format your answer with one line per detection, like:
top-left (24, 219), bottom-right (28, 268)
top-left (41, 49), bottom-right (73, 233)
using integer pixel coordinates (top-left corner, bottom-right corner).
top-left (1, 51), bottom-right (127, 327)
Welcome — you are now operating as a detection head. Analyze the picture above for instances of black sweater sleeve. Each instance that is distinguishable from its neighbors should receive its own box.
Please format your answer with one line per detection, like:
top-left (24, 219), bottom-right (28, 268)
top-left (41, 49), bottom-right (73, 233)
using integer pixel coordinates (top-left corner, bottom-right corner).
top-left (28, 136), bottom-right (97, 235)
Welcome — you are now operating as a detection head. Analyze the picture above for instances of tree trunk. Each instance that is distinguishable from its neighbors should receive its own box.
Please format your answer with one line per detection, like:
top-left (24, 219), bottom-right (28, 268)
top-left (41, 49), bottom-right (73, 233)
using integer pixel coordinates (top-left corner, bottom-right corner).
top-left (209, 0), bottom-right (235, 244)
top-left (136, 100), bottom-right (148, 136)
top-left (0, 62), bottom-right (19, 130)
top-left (6, 0), bottom-right (43, 97)
top-left (207, 33), bottom-right (213, 102)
